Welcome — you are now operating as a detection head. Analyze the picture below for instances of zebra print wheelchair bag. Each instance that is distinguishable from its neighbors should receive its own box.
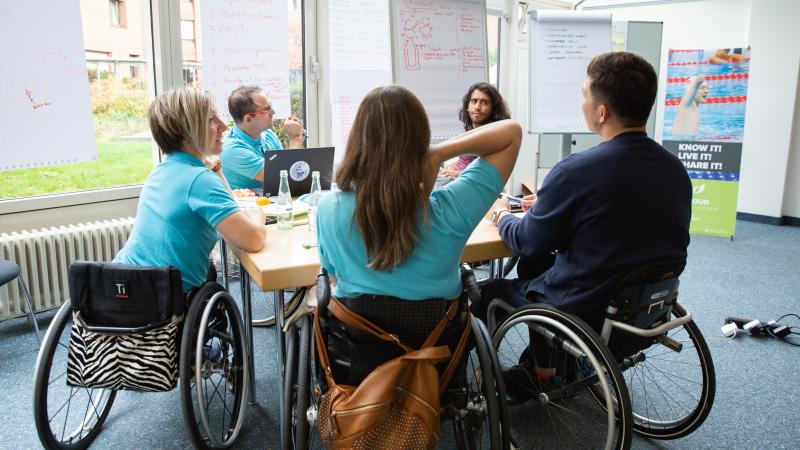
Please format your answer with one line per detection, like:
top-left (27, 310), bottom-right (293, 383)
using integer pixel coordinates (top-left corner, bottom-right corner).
top-left (65, 261), bottom-right (185, 392)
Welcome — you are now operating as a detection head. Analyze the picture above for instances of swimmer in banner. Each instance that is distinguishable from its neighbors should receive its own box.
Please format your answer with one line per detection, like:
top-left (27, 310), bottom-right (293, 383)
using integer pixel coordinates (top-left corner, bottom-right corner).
top-left (672, 75), bottom-right (708, 136)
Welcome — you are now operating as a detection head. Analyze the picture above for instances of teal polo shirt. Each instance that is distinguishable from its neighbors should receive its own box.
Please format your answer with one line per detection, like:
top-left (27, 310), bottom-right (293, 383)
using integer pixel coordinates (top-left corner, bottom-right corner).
top-left (316, 159), bottom-right (504, 300)
top-left (220, 125), bottom-right (284, 189)
top-left (114, 152), bottom-right (240, 292)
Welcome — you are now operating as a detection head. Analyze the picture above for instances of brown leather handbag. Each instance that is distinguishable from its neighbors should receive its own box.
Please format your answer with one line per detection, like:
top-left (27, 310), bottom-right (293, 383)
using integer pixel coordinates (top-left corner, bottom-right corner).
top-left (314, 296), bottom-right (472, 449)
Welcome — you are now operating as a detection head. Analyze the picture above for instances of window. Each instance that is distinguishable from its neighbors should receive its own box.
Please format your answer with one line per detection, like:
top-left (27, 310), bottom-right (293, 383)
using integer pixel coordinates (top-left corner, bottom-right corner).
top-left (180, 20), bottom-right (195, 40)
top-left (109, 0), bottom-right (126, 28)
top-left (1, 0), bottom-right (312, 206)
top-left (487, 13), bottom-right (501, 86)
top-left (0, 1), bottom-right (155, 201)
top-left (109, 0), bottom-right (120, 26)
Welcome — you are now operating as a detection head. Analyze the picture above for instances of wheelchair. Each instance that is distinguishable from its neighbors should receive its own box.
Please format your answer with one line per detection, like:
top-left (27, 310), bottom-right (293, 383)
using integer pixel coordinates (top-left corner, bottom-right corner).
top-left (32, 262), bottom-right (250, 450)
top-left (281, 266), bottom-right (510, 449)
top-left (488, 258), bottom-right (716, 449)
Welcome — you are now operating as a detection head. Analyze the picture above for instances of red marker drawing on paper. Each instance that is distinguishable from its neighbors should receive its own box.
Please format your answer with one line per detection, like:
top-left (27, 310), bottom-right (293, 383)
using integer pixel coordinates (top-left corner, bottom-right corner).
top-left (25, 88), bottom-right (52, 111)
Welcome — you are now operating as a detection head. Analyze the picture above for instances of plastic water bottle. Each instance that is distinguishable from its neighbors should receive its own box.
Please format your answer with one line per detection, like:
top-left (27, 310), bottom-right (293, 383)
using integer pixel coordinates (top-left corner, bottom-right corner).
top-left (308, 171), bottom-right (321, 234)
top-left (277, 170), bottom-right (293, 230)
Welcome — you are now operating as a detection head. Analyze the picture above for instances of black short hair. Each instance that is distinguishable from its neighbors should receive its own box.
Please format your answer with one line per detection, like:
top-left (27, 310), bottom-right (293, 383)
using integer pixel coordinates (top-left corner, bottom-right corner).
top-left (228, 85), bottom-right (261, 123)
top-left (458, 82), bottom-right (511, 131)
top-left (586, 52), bottom-right (657, 127)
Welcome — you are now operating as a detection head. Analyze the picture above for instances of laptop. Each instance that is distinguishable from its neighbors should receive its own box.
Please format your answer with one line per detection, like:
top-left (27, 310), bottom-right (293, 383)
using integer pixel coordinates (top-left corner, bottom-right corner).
top-left (262, 147), bottom-right (335, 197)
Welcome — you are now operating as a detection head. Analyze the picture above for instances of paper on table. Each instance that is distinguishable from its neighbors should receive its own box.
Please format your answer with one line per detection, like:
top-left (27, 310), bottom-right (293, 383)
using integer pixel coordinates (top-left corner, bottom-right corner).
top-left (262, 201), bottom-right (309, 217)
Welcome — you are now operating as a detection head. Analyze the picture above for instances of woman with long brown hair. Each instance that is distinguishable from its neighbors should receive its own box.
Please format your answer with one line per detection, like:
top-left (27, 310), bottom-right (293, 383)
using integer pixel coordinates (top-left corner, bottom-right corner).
top-left (315, 85), bottom-right (520, 301)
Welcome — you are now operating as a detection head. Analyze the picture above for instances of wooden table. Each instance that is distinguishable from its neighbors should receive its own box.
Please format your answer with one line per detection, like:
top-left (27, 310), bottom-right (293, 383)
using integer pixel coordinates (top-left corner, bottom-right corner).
top-left (229, 215), bottom-right (515, 447)
top-left (237, 216), bottom-right (515, 291)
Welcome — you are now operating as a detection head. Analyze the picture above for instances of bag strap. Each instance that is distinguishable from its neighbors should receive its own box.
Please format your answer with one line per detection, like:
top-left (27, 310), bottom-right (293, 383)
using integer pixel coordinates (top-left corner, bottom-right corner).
top-left (314, 306), bottom-right (335, 383)
top-left (328, 296), bottom-right (460, 353)
top-left (438, 312), bottom-right (473, 395)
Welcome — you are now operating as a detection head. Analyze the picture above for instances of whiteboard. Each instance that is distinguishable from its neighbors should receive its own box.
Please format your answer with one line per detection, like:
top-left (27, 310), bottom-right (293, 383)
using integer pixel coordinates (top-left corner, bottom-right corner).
top-left (390, 0), bottom-right (488, 141)
top-left (0, 1), bottom-right (96, 172)
top-left (200, 0), bottom-right (290, 123)
top-left (529, 10), bottom-right (611, 133)
top-left (329, 0), bottom-right (392, 164)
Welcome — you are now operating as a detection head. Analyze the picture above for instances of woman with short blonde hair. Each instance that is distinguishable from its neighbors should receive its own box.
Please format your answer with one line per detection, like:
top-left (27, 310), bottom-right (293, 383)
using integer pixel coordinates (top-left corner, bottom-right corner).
top-left (114, 87), bottom-right (266, 292)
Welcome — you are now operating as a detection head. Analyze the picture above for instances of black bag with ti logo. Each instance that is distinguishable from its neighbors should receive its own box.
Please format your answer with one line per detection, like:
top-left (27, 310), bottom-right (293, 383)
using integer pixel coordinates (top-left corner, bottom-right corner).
top-left (65, 261), bottom-right (185, 392)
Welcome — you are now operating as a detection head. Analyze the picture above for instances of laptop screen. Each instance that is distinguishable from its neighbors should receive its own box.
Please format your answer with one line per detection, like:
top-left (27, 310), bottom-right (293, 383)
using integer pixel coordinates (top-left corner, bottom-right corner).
top-left (262, 147), bottom-right (335, 197)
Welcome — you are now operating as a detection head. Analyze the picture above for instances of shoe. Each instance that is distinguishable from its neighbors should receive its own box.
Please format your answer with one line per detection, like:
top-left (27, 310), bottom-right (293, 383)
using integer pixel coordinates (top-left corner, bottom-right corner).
top-left (578, 355), bottom-right (595, 378)
top-left (502, 364), bottom-right (544, 405)
top-left (503, 364), bottom-right (568, 406)
top-left (202, 337), bottom-right (224, 364)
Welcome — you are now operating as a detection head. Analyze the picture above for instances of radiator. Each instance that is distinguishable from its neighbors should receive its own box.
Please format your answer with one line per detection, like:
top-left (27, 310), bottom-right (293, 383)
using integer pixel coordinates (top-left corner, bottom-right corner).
top-left (0, 218), bottom-right (135, 321)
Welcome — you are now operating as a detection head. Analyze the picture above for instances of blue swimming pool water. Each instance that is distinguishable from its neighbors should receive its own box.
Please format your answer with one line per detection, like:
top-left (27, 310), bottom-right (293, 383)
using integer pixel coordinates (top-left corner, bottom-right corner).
top-left (666, 80), bottom-right (749, 100)
top-left (662, 101), bottom-right (747, 142)
top-left (666, 62), bottom-right (750, 78)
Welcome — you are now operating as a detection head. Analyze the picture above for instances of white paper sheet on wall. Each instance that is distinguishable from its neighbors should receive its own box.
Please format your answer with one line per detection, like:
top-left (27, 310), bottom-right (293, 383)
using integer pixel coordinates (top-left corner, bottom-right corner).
top-left (391, 0), bottom-right (488, 141)
top-left (329, 0), bottom-right (392, 164)
top-left (200, 0), bottom-right (290, 124)
top-left (529, 10), bottom-right (612, 134)
top-left (0, 1), bottom-right (96, 172)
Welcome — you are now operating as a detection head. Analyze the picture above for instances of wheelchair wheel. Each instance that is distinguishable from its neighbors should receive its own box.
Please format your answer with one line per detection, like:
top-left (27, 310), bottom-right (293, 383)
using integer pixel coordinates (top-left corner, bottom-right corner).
top-left (284, 314), bottom-right (325, 449)
top-left (452, 317), bottom-right (507, 450)
top-left (492, 304), bottom-right (632, 450)
top-left (33, 301), bottom-right (117, 450)
top-left (616, 302), bottom-right (715, 439)
top-left (180, 289), bottom-right (249, 449)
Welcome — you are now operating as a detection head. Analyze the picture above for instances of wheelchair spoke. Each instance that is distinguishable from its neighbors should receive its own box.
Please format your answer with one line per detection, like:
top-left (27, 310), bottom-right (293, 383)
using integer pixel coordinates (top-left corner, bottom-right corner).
top-left (59, 387), bottom-right (75, 441)
top-left (48, 369), bottom-right (68, 387)
top-left (642, 356), bottom-right (702, 370)
top-left (81, 388), bottom-right (106, 422)
top-left (78, 389), bottom-right (101, 441)
top-left (643, 362), bottom-right (695, 414)
top-left (49, 385), bottom-right (80, 425)
top-left (640, 361), bottom-right (703, 388)
top-left (640, 364), bottom-right (683, 421)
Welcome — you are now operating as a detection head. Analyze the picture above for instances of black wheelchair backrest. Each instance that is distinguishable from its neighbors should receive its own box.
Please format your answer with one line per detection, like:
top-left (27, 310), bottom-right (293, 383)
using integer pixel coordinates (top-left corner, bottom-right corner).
top-left (68, 261), bottom-right (184, 330)
top-left (607, 258), bottom-right (686, 329)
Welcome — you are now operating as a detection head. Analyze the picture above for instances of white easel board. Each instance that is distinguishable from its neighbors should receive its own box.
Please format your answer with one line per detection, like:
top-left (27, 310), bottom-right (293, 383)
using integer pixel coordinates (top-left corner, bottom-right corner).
top-left (529, 10), bottom-right (611, 134)
top-left (0, 1), bottom-right (96, 171)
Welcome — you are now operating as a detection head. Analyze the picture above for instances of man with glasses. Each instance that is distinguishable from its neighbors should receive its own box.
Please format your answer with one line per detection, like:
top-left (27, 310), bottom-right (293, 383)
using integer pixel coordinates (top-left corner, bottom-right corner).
top-left (220, 85), bottom-right (305, 190)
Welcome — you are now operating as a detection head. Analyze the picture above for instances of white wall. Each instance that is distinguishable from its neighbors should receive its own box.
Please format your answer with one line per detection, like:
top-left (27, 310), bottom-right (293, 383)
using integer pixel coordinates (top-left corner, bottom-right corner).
top-left (586, 0), bottom-right (800, 219)
top-left (740, 0), bottom-right (800, 218)
top-left (785, 72), bottom-right (800, 218)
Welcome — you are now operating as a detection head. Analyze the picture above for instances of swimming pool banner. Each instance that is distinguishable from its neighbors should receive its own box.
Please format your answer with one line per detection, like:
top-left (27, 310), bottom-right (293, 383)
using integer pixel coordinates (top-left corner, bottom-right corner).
top-left (662, 47), bottom-right (750, 239)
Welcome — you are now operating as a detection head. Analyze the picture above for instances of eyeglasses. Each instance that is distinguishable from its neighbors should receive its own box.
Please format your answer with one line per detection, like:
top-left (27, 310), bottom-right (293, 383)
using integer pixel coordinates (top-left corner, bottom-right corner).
top-left (247, 105), bottom-right (274, 117)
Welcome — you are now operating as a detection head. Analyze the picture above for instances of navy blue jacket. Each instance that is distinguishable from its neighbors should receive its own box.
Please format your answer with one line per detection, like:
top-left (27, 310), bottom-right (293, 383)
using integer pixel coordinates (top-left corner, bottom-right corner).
top-left (498, 131), bottom-right (692, 321)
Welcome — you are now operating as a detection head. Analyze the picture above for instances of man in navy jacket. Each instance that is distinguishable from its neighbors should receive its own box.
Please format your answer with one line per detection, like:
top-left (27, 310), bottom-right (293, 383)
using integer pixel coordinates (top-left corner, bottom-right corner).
top-left (481, 52), bottom-right (691, 390)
